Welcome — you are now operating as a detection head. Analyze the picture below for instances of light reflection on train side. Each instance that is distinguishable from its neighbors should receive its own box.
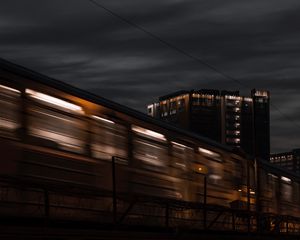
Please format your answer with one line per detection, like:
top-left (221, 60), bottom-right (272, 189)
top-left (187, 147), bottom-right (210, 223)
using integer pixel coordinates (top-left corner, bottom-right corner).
top-left (92, 115), bottom-right (115, 124)
top-left (281, 176), bottom-right (291, 182)
top-left (0, 84), bottom-right (20, 94)
top-left (26, 89), bottom-right (83, 113)
top-left (132, 125), bottom-right (166, 141)
top-left (199, 147), bottom-right (219, 157)
top-left (0, 119), bottom-right (19, 130)
top-left (0, 84), bottom-right (20, 138)
top-left (171, 141), bottom-right (193, 150)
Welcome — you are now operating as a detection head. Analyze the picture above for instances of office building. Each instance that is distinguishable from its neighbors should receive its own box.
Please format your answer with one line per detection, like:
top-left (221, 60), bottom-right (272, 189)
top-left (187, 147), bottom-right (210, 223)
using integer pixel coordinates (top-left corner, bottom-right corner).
top-left (270, 149), bottom-right (300, 174)
top-left (147, 89), bottom-right (270, 160)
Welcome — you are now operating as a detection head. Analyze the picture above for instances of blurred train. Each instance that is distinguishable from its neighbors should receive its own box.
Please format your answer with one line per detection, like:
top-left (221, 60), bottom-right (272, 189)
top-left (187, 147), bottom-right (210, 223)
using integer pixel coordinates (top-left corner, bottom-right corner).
top-left (0, 58), bottom-right (299, 226)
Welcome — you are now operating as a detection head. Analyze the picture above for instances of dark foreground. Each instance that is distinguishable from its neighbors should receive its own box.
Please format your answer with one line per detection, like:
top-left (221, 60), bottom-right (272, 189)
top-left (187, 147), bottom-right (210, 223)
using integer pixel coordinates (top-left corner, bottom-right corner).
top-left (0, 217), bottom-right (298, 240)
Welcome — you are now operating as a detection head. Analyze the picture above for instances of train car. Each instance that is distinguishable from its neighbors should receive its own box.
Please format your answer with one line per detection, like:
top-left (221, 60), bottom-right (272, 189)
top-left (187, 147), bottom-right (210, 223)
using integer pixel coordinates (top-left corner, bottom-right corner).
top-left (0, 58), bottom-right (299, 230)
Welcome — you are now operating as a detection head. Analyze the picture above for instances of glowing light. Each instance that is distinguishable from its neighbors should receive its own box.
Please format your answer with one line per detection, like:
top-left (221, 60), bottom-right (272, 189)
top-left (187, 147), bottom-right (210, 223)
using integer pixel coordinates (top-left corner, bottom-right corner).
top-left (268, 173), bottom-right (278, 179)
top-left (145, 153), bottom-right (158, 159)
top-left (281, 176), bottom-right (291, 182)
top-left (92, 115), bottom-right (115, 124)
top-left (244, 97), bottom-right (253, 102)
top-left (171, 141), bottom-right (193, 150)
top-left (137, 153), bottom-right (163, 166)
top-left (199, 147), bottom-right (220, 159)
top-left (209, 174), bottom-right (222, 180)
top-left (0, 119), bottom-right (19, 130)
top-left (238, 189), bottom-right (242, 192)
top-left (225, 95), bottom-right (241, 100)
top-left (132, 125), bottom-right (166, 141)
top-left (0, 84), bottom-right (20, 94)
top-left (175, 162), bottom-right (186, 168)
top-left (26, 89), bottom-right (83, 113)
top-left (254, 91), bottom-right (268, 97)
top-left (195, 164), bottom-right (208, 174)
top-left (250, 190), bottom-right (255, 195)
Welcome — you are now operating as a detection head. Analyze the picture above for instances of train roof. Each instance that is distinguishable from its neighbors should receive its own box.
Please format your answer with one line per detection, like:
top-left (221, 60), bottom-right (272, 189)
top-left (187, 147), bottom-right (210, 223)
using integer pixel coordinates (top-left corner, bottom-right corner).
top-left (0, 58), bottom-right (236, 154)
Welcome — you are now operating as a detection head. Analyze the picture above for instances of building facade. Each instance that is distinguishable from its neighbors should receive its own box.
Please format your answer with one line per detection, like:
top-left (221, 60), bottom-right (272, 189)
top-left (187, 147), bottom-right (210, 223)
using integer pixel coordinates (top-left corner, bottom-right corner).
top-left (147, 89), bottom-right (270, 160)
top-left (270, 149), bottom-right (300, 174)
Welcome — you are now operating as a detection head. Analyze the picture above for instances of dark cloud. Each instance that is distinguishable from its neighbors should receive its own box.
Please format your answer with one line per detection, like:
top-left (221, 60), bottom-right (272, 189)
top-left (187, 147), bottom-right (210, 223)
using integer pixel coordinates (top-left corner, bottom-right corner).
top-left (1, 0), bottom-right (300, 153)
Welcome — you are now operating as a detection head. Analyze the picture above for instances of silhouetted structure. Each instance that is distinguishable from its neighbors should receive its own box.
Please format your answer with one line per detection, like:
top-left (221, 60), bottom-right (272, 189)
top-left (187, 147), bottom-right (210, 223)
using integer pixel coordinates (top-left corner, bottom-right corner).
top-left (147, 89), bottom-right (270, 160)
top-left (270, 149), bottom-right (300, 174)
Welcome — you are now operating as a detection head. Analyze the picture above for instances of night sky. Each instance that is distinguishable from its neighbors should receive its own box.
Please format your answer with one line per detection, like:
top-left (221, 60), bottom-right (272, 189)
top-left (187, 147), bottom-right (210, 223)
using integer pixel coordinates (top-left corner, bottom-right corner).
top-left (1, 0), bottom-right (299, 153)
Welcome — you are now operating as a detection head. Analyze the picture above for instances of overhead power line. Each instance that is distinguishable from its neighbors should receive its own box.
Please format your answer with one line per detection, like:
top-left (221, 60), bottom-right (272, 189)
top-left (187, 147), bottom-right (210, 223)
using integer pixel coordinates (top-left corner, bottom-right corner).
top-left (89, 0), bottom-right (246, 88)
top-left (87, 0), bottom-right (300, 131)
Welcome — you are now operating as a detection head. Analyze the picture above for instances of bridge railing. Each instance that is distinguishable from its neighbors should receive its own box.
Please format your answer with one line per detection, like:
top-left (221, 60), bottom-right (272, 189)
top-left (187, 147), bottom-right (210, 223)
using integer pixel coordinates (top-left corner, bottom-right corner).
top-left (0, 161), bottom-right (299, 236)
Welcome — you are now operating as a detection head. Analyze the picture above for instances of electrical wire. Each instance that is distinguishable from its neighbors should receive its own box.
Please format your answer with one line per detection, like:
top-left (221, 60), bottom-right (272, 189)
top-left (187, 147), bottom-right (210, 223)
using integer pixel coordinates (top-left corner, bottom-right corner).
top-left (88, 0), bottom-right (300, 130)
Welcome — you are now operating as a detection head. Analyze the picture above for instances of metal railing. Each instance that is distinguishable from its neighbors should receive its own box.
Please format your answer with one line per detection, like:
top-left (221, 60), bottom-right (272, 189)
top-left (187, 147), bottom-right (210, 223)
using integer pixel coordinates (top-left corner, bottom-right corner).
top-left (0, 156), bottom-right (299, 237)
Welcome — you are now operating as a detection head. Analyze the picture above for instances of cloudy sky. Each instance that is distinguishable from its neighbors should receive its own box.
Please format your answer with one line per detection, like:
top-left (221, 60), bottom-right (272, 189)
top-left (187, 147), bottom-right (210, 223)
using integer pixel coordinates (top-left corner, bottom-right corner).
top-left (1, 0), bottom-right (300, 153)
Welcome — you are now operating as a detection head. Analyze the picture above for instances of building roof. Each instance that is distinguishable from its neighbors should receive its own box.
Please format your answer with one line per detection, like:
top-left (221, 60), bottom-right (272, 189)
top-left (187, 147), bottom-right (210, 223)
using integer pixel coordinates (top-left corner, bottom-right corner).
top-left (159, 90), bottom-right (190, 101)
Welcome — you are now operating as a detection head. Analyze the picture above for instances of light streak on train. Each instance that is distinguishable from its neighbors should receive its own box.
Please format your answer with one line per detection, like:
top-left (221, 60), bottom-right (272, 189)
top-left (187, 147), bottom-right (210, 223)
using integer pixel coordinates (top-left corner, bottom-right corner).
top-left (26, 89), bottom-right (83, 113)
top-left (92, 115), bottom-right (115, 124)
top-left (0, 84), bottom-right (20, 94)
top-left (132, 125), bottom-right (166, 141)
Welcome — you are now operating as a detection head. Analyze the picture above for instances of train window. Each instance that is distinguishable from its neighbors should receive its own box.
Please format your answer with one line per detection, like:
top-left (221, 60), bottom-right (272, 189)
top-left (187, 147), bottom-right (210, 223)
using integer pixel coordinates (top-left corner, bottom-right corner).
top-left (26, 89), bottom-right (86, 153)
top-left (281, 182), bottom-right (293, 202)
top-left (0, 84), bottom-right (21, 139)
top-left (133, 138), bottom-right (168, 171)
top-left (27, 105), bottom-right (86, 153)
top-left (171, 141), bottom-right (194, 170)
top-left (91, 116), bottom-right (127, 161)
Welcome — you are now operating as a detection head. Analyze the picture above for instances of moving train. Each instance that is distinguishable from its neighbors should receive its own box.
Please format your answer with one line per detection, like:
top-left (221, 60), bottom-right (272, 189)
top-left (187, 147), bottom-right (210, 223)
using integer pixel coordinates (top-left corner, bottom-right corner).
top-left (0, 58), bottom-right (299, 230)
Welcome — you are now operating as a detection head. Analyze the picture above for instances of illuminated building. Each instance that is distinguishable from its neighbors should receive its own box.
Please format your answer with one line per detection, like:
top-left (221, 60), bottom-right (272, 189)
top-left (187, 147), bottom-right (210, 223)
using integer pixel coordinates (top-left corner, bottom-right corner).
top-left (147, 89), bottom-right (270, 160)
top-left (270, 149), bottom-right (300, 174)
